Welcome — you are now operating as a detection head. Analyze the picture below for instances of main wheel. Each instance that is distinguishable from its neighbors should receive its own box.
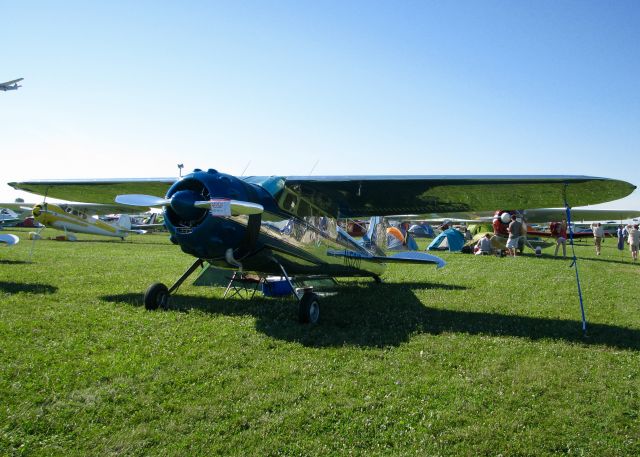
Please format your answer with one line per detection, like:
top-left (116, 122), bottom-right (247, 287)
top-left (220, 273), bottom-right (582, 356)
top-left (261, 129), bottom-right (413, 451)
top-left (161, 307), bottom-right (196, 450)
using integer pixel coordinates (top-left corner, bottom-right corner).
top-left (299, 292), bottom-right (320, 324)
top-left (144, 283), bottom-right (169, 310)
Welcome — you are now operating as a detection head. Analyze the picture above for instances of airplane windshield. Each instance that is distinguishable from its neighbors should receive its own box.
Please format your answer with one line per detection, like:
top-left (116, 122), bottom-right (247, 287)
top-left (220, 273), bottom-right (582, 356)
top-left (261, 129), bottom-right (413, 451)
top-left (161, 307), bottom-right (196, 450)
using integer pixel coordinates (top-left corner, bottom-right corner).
top-left (244, 176), bottom-right (285, 198)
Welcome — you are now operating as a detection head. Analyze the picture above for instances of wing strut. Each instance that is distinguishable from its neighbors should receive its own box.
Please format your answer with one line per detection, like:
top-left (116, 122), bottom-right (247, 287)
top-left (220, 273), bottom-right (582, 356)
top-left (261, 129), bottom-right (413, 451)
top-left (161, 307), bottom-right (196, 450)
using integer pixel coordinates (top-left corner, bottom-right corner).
top-left (564, 183), bottom-right (587, 336)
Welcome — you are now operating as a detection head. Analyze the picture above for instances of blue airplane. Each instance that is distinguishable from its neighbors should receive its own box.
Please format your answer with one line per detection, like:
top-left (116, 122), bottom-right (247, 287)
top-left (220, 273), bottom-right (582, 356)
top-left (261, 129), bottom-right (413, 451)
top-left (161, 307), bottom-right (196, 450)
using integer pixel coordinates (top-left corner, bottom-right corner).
top-left (9, 172), bottom-right (636, 323)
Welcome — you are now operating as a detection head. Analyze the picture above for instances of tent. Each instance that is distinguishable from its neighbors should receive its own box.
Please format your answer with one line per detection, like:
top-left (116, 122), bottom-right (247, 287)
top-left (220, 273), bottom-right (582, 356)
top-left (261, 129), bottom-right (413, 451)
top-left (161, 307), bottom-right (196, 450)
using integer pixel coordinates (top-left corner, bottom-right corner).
top-left (386, 226), bottom-right (418, 251)
top-left (427, 228), bottom-right (465, 252)
top-left (408, 224), bottom-right (434, 238)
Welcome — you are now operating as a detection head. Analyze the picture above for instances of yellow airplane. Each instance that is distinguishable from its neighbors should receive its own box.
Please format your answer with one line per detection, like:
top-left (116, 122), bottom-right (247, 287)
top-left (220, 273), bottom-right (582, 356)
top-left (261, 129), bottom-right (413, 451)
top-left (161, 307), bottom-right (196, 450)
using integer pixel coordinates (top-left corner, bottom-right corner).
top-left (1, 201), bottom-right (148, 240)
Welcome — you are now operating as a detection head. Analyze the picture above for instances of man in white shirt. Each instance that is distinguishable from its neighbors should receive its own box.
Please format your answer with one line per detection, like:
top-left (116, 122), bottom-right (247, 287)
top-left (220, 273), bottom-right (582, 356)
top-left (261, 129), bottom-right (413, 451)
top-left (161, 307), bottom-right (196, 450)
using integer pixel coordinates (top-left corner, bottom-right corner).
top-left (628, 224), bottom-right (640, 261)
top-left (591, 222), bottom-right (605, 255)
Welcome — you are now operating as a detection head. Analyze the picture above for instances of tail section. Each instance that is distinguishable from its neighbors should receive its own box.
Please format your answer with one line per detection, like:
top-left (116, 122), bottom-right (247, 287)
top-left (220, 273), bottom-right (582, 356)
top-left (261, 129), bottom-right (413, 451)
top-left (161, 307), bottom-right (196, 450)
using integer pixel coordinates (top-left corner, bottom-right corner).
top-left (117, 214), bottom-right (132, 230)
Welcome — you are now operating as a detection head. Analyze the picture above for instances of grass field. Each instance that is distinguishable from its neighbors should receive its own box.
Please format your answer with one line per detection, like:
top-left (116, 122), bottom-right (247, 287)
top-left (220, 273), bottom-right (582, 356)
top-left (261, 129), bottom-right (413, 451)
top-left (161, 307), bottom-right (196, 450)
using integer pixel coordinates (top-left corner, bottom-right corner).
top-left (1, 227), bottom-right (639, 456)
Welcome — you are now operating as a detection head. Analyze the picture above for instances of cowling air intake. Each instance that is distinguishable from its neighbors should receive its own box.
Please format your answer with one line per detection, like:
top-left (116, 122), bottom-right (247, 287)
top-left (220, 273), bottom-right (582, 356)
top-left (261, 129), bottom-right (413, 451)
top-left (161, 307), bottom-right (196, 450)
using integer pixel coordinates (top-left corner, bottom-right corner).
top-left (115, 169), bottom-right (264, 260)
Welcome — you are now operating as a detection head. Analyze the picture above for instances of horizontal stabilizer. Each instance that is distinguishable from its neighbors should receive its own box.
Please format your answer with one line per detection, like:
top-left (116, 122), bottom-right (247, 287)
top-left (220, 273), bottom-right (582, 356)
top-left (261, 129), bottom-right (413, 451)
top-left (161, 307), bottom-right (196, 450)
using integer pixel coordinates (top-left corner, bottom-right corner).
top-left (376, 251), bottom-right (446, 269)
top-left (327, 249), bottom-right (445, 269)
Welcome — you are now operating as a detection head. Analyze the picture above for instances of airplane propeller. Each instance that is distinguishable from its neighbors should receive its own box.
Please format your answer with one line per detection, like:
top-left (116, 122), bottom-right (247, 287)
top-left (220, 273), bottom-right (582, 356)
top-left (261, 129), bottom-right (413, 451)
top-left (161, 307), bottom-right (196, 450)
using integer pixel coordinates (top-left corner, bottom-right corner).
top-left (115, 193), bottom-right (264, 216)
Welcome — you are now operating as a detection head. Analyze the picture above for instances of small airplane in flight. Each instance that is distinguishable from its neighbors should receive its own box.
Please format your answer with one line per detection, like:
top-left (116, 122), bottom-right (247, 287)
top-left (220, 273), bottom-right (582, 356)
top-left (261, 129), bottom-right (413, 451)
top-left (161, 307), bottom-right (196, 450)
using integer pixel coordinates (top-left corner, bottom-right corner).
top-left (0, 78), bottom-right (23, 91)
top-left (9, 172), bottom-right (636, 323)
top-left (0, 201), bottom-right (148, 240)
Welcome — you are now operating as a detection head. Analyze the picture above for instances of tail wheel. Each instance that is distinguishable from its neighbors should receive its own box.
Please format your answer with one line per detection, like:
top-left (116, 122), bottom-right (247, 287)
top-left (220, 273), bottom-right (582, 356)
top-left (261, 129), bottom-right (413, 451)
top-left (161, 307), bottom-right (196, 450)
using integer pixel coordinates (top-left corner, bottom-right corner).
top-left (144, 283), bottom-right (169, 310)
top-left (299, 292), bottom-right (320, 324)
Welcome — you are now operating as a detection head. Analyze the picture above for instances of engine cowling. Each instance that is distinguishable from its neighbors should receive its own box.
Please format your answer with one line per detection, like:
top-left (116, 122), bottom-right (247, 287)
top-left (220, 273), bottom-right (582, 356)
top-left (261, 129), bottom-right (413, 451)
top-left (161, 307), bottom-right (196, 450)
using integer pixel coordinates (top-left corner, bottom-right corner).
top-left (164, 169), bottom-right (262, 260)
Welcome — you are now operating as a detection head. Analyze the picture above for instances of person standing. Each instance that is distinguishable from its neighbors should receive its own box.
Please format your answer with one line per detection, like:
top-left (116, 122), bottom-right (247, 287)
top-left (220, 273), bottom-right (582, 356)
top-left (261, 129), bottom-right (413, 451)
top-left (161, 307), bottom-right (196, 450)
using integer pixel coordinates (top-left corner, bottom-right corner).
top-left (617, 225), bottom-right (625, 251)
top-left (518, 216), bottom-right (528, 255)
top-left (628, 224), bottom-right (640, 261)
top-left (553, 220), bottom-right (567, 258)
top-left (506, 215), bottom-right (522, 257)
top-left (591, 222), bottom-right (605, 255)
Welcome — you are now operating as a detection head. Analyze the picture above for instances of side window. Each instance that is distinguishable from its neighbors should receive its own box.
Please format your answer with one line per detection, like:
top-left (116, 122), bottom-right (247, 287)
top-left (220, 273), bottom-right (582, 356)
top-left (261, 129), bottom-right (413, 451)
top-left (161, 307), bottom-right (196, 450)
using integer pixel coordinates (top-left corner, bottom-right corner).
top-left (281, 191), bottom-right (297, 212)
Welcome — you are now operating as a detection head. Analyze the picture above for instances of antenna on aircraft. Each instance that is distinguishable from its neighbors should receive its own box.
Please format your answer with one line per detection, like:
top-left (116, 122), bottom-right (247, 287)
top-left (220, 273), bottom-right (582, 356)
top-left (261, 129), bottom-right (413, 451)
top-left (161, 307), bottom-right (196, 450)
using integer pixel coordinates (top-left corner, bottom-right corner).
top-left (240, 161), bottom-right (251, 177)
top-left (177, 163), bottom-right (184, 177)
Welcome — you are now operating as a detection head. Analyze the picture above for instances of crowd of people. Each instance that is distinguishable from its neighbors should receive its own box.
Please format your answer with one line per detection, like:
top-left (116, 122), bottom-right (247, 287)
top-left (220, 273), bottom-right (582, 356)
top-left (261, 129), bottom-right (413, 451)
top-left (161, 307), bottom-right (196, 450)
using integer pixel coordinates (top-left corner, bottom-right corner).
top-left (474, 211), bottom-right (529, 257)
top-left (472, 212), bottom-right (640, 262)
top-left (616, 223), bottom-right (640, 261)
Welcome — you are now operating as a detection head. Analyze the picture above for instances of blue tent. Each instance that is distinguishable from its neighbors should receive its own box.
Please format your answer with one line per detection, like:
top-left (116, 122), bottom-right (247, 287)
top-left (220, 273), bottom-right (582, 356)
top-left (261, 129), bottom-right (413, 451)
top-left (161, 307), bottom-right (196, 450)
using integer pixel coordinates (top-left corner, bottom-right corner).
top-left (408, 224), bottom-right (434, 238)
top-left (427, 228), bottom-right (465, 252)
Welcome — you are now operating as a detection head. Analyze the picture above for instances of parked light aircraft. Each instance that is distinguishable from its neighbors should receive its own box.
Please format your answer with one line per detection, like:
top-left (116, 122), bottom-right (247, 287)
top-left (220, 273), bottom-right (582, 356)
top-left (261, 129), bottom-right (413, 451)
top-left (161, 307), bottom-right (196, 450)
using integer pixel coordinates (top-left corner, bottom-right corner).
top-left (9, 172), bottom-right (636, 323)
top-left (0, 233), bottom-right (19, 246)
top-left (0, 208), bottom-right (19, 227)
top-left (0, 201), bottom-right (147, 240)
top-left (0, 78), bottom-right (23, 91)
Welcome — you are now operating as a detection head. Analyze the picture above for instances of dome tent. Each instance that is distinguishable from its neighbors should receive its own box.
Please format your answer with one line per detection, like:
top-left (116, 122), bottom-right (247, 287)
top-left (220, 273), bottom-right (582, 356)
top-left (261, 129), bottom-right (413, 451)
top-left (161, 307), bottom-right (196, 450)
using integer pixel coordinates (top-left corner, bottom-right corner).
top-left (427, 228), bottom-right (465, 252)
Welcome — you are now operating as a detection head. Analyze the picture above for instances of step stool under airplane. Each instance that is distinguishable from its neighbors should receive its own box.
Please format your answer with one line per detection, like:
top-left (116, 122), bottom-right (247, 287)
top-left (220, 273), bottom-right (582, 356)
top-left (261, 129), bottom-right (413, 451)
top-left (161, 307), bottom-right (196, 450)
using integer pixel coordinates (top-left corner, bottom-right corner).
top-left (0, 201), bottom-right (148, 240)
top-left (9, 172), bottom-right (636, 323)
top-left (0, 78), bottom-right (23, 91)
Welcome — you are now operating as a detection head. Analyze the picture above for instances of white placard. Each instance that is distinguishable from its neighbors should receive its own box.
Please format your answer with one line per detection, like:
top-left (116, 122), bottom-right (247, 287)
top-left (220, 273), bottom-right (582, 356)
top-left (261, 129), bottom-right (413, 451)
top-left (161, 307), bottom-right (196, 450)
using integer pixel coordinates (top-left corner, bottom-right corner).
top-left (209, 200), bottom-right (231, 217)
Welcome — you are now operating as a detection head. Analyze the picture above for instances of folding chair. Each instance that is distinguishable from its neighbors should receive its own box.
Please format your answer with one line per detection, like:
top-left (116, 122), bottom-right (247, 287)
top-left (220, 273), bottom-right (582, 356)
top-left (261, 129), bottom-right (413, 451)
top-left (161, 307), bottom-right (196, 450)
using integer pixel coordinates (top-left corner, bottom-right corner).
top-left (223, 271), bottom-right (263, 299)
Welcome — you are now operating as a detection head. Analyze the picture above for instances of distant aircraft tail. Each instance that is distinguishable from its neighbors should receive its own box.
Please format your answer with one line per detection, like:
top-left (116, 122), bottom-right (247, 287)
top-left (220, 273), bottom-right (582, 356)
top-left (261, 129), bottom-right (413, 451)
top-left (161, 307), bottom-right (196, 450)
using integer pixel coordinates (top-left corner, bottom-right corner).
top-left (117, 214), bottom-right (132, 230)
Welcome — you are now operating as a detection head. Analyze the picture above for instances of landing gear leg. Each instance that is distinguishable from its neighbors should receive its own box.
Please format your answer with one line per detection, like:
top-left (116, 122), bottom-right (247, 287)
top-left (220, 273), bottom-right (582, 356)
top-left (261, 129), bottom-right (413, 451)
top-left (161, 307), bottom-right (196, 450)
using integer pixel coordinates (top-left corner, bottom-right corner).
top-left (144, 258), bottom-right (204, 310)
top-left (273, 260), bottom-right (320, 324)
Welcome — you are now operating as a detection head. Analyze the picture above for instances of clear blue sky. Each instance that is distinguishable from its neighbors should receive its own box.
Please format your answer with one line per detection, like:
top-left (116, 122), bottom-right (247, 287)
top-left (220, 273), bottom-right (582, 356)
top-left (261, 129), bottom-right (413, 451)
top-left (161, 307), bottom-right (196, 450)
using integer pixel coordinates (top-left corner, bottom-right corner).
top-left (2, 0), bottom-right (639, 208)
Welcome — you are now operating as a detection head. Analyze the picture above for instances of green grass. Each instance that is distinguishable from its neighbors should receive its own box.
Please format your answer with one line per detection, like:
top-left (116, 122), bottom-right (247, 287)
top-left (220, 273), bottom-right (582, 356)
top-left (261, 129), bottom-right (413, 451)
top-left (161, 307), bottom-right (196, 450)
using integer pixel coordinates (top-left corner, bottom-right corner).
top-left (1, 228), bottom-right (639, 456)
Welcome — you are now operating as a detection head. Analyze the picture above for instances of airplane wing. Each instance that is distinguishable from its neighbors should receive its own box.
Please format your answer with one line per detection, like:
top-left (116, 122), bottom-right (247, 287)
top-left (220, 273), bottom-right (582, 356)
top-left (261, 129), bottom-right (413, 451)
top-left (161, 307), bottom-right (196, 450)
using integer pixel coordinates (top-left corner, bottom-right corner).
top-left (9, 175), bottom-right (636, 219)
top-left (275, 175), bottom-right (636, 217)
top-left (0, 78), bottom-right (23, 87)
top-left (0, 200), bottom-right (157, 216)
top-left (7, 178), bottom-right (176, 208)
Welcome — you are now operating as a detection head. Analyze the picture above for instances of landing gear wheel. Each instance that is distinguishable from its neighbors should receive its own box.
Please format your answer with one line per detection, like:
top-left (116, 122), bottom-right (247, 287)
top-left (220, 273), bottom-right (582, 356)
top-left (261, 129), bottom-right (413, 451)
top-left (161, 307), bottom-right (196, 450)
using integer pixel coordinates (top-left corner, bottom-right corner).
top-left (299, 292), bottom-right (320, 324)
top-left (144, 283), bottom-right (169, 310)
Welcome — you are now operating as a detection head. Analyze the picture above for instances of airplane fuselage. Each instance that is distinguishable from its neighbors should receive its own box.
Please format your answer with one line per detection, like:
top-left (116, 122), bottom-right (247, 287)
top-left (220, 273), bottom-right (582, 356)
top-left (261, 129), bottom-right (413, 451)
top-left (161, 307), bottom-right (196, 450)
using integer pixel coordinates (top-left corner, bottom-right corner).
top-left (163, 170), bottom-right (386, 278)
top-left (32, 204), bottom-right (130, 239)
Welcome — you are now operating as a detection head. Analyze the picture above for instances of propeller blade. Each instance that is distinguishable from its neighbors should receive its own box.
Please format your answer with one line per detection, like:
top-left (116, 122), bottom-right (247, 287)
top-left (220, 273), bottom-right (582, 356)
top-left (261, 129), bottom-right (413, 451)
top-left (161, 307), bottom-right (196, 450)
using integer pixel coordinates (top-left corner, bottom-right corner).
top-left (194, 199), bottom-right (264, 216)
top-left (115, 194), bottom-right (171, 207)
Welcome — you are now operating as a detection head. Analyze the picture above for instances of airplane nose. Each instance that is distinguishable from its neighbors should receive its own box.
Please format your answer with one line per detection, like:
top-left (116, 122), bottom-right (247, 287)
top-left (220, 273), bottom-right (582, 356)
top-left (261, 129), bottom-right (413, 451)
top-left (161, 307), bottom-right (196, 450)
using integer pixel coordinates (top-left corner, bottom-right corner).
top-left (170, 190), bottom-right (206, 221)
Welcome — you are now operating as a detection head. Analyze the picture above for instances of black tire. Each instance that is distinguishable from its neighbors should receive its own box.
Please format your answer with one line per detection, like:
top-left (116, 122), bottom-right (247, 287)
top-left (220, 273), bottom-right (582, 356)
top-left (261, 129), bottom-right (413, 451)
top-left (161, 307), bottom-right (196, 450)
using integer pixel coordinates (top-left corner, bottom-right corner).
top-left (299, 292), bottom-right (320, 324)
top-left (144, 283), bottom-right (169, 310)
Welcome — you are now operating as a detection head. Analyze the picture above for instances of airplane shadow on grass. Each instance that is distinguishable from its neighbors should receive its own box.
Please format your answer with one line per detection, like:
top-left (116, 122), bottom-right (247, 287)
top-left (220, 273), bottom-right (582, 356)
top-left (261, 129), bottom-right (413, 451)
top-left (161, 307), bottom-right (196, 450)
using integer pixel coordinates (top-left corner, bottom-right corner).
top-left (0, 259), bottom-right (30, 265)
top-left (102, 281), bottom-right (640, 351)
top-left (0, 281), bottom-right (58, 294)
